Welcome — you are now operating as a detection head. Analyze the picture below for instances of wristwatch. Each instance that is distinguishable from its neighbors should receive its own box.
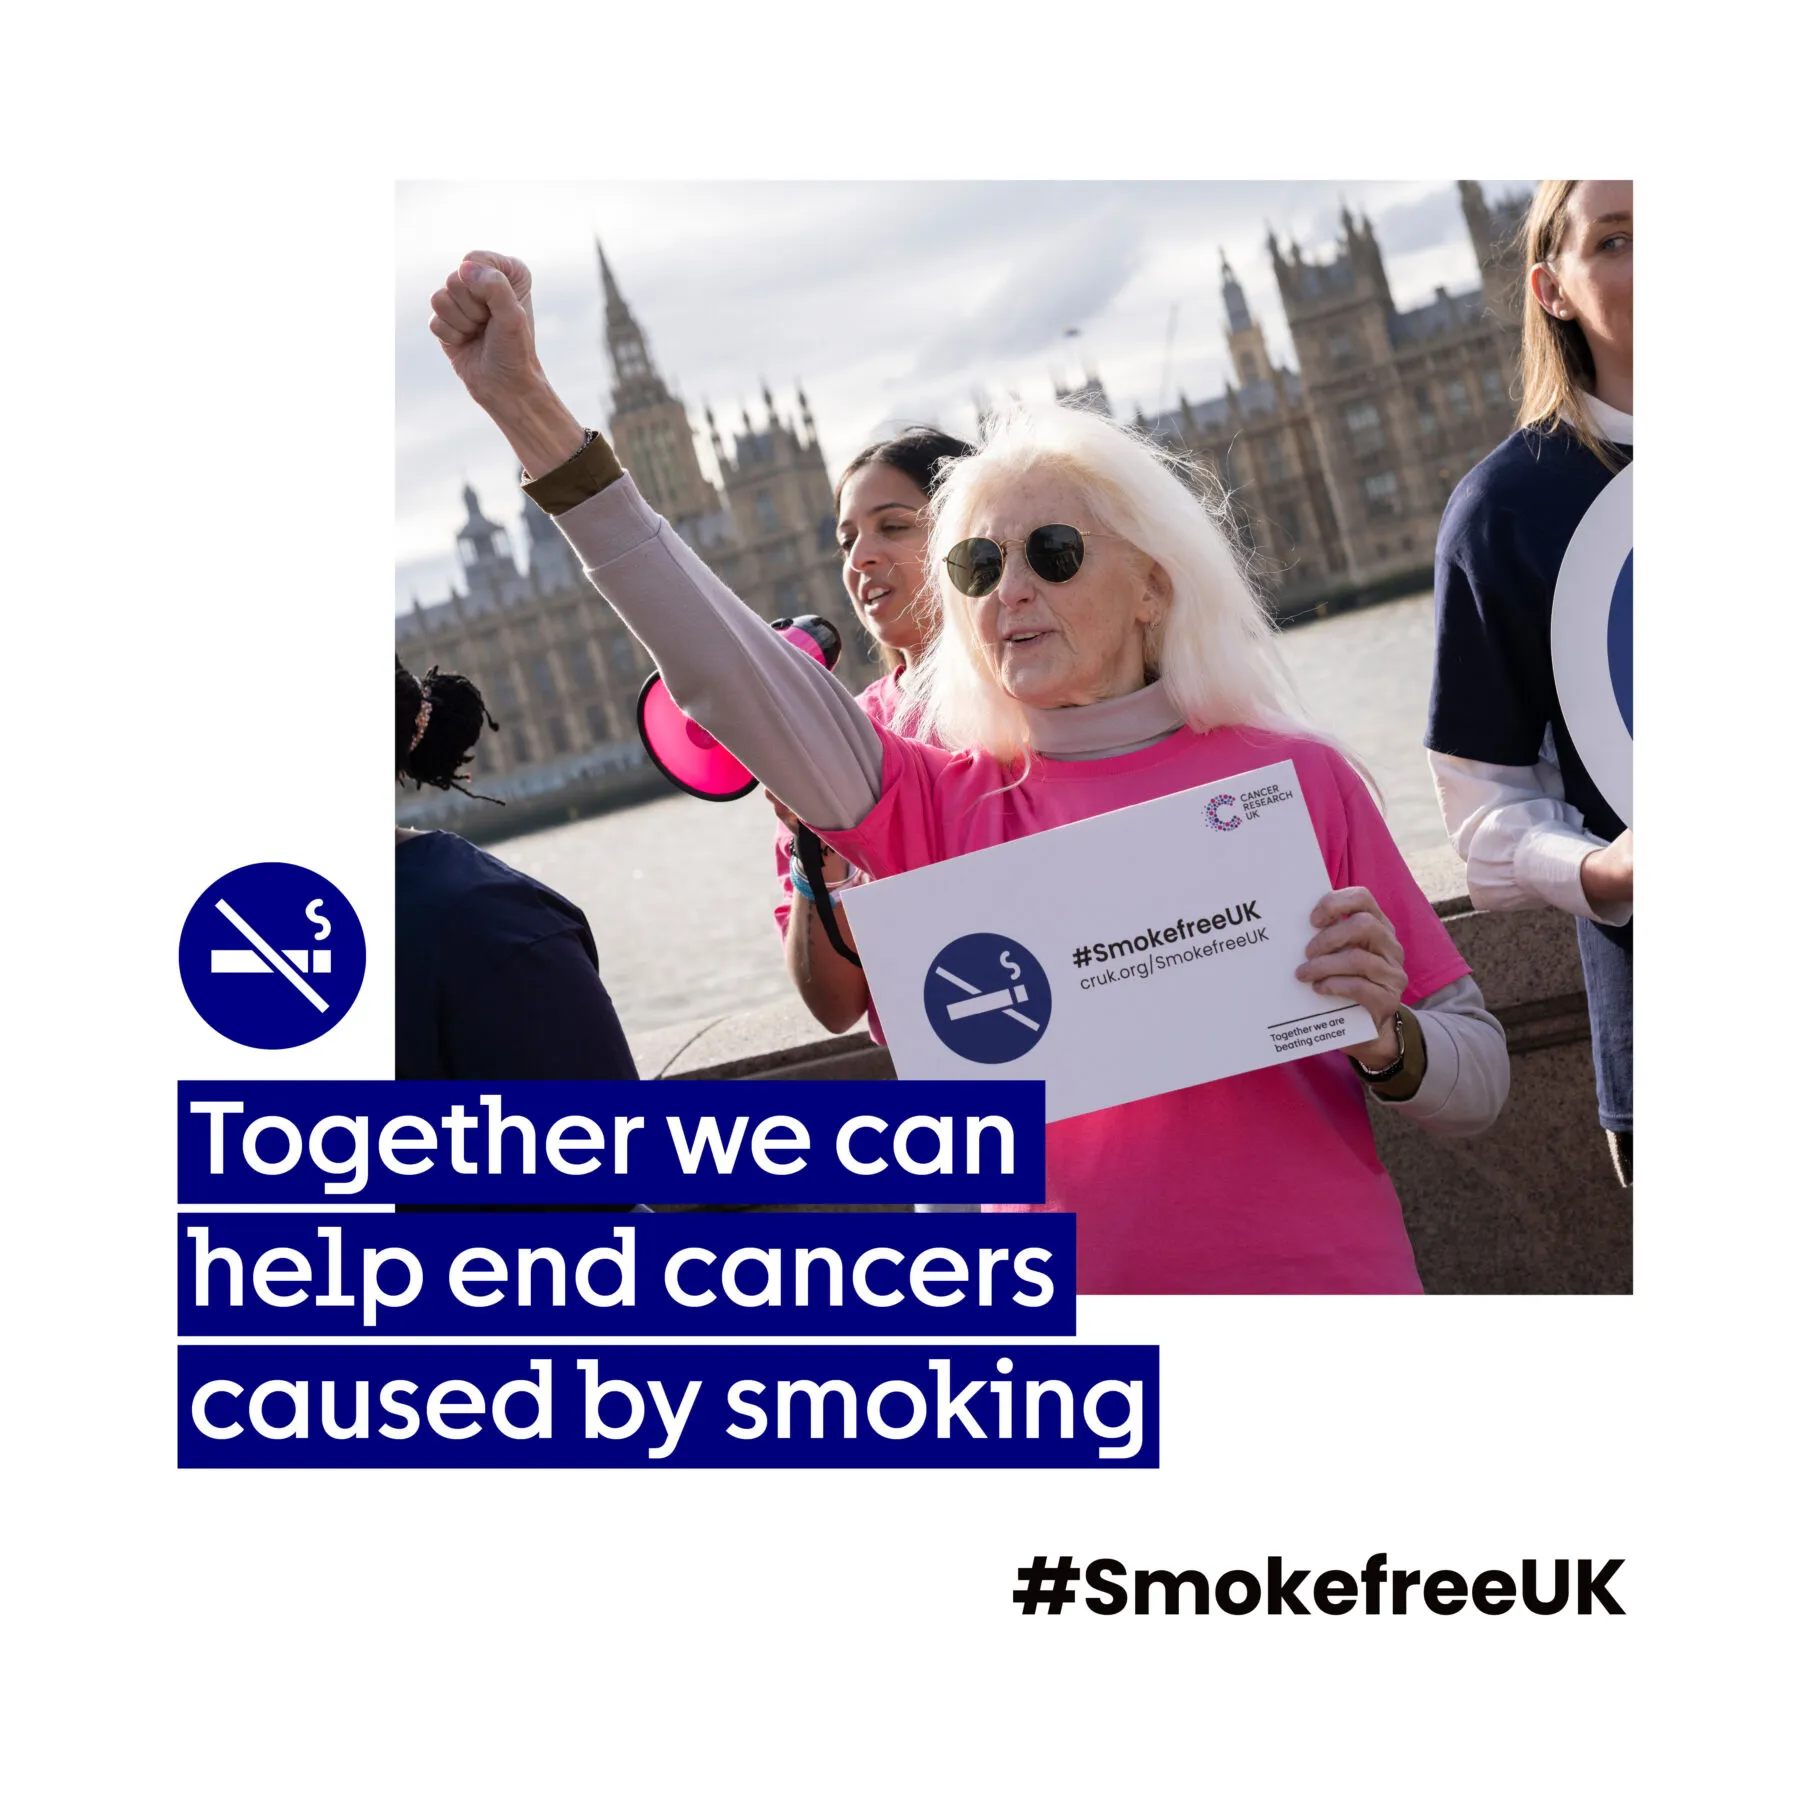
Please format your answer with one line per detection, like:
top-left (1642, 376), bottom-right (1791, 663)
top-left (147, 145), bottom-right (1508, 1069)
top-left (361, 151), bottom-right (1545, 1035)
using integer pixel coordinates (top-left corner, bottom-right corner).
top-left (1352, 1007), bottom-right (1408, 1086)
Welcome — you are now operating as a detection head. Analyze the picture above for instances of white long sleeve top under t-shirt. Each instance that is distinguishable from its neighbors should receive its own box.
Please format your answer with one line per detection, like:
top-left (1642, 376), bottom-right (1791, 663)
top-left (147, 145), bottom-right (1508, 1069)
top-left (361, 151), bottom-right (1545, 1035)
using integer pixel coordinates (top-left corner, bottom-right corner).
top-left (1428, 395), bottom-right (1632, 927)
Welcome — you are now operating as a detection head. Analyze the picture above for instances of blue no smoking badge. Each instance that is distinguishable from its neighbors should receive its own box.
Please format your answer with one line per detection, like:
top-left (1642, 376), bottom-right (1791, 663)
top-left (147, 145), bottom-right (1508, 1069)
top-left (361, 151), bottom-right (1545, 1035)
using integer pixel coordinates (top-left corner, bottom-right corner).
top-left (179, 863), bottom-right (366, 1048)
top-left (1552, 461), bottom-right (1633, 827)
top-left (924, 933), bottom-right (1051, 1065)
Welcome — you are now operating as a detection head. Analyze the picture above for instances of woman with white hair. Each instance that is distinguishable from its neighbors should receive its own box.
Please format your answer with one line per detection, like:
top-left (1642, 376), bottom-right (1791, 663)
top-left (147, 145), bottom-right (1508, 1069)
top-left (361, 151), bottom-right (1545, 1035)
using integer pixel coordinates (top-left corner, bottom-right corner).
top-left (431, 251), bottom-right (1509, 1294)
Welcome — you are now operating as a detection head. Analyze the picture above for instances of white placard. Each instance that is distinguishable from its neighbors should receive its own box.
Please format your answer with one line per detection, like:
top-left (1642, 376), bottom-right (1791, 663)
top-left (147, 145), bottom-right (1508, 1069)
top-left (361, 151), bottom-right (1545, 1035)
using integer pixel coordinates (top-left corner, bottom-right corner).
top-left (841, 759), bottom-right (1374, 1121)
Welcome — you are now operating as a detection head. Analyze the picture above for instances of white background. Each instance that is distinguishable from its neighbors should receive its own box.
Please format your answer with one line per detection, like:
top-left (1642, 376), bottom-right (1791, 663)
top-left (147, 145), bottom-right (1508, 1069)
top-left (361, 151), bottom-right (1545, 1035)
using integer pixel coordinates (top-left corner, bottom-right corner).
top-left (6, 6), bottom-right (1787, 1795)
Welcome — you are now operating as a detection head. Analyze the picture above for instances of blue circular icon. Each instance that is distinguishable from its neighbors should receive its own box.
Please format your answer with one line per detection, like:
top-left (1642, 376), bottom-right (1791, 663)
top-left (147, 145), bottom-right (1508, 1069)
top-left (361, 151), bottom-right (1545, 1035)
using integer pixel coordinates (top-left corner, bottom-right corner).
top-left (179, 862), bottom-right (366, 1048)
top-left (923, 932), bottom-right (1051, 1064)
top-left (1608, 549), bottom-right (1632, 736)
top-left (1551, 462), bottom-right (1632, 827)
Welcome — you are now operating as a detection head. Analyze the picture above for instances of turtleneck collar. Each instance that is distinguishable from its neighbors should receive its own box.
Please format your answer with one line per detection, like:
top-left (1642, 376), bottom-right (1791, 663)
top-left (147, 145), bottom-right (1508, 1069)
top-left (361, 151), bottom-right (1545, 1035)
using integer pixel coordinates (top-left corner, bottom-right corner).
top-left (1025, 679), bottom-right (1186, 759)
top-left (1581, 392), bottom-right (1633, 446)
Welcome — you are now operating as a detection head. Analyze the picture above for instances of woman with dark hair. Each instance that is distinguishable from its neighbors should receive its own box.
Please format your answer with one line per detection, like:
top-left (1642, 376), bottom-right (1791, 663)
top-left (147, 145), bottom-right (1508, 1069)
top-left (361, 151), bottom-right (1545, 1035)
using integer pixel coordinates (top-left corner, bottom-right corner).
top-left (774, 426), bottom-right (970, 1035)
top-left (1426, 179), bottom-right (1634, 1183)
top-left (395, 659), bottom-right (637, 1082)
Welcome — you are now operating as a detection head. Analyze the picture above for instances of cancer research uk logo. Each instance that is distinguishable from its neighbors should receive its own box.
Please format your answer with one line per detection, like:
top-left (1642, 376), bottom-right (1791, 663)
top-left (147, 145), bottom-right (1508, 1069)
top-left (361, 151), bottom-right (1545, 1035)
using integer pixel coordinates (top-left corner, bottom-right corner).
top-left (1207, 781), bottom-right (1294, 830)
top-left (178, 862), bottom-right (366, 1049)
top-left (923, 932), bottom-right (1051, 1065)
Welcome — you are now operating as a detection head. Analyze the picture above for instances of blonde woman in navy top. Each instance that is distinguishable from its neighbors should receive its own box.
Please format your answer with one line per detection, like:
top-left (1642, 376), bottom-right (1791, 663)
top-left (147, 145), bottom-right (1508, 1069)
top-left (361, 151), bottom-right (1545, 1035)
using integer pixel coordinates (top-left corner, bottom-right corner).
top-left (1427, 180), bottom-right (1634, 1182)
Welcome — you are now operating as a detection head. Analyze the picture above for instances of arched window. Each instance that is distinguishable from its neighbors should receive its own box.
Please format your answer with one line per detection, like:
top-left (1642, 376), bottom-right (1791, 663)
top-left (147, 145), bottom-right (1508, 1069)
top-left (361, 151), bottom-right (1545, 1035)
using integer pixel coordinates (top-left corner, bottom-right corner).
top-left (1362, 471), bottom-right (1400, 517)
top-left (1343, 400), bottom-right (1385, 454)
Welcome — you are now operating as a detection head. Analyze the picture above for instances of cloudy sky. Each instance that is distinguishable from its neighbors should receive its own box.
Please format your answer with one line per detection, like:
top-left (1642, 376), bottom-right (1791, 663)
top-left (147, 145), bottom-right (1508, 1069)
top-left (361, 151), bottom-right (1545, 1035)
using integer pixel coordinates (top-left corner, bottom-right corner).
top-left (396, 179), bottom-right (1531, 610)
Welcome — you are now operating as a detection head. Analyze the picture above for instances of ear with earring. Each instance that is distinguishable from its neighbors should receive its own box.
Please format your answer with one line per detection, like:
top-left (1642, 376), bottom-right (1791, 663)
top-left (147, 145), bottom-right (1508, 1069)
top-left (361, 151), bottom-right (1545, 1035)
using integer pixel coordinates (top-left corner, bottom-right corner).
top-left (1530, 263), bottom-right (1570, 320)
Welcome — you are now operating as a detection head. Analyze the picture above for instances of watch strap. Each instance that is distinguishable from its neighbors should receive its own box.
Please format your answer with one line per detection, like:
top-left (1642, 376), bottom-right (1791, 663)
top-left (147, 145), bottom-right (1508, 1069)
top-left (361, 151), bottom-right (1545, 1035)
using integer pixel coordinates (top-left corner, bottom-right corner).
top-left (1355, 1005), bottom-right (1428, 1102)
top-left (1353, 1007), bottom-right (1409, 1086)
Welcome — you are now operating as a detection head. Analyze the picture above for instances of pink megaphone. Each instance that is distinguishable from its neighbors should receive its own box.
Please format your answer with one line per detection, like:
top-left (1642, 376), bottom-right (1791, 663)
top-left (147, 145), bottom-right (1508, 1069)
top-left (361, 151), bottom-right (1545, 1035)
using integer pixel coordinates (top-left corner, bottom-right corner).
top-left (636, 614), bottom-right (843, 801)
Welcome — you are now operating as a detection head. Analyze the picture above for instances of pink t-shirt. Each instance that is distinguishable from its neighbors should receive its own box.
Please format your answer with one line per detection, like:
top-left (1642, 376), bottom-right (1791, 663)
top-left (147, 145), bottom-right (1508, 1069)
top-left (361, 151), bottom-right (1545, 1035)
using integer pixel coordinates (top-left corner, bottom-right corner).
top-left (772, 669), bottom-right (909, 1043)
top-left (823, 724), bottom-right (1470, 1296)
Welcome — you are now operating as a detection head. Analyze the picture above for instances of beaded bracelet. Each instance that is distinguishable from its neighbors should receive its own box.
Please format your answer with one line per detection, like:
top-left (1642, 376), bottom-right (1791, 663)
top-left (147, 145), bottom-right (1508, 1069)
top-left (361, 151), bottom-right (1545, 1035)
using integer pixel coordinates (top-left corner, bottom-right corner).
top-left (786, 836), bottom-right (858, 902)
top-left (789, 864), bottom-right (859, 904)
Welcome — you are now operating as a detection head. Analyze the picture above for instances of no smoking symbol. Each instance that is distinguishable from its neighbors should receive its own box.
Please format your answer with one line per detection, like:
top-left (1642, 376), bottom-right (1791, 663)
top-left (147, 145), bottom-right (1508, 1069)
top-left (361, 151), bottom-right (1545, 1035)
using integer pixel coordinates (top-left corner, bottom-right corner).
top-left (178, 862), bottom-right (365, 1048)
top-left (923, 932), bottom-right (1051, 1065)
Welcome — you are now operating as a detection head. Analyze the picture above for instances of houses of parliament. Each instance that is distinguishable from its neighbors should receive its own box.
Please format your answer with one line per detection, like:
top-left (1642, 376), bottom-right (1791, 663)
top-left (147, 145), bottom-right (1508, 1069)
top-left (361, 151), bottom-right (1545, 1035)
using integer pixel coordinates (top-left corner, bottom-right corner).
top-left (396, 181), bottom-right (1530, 804)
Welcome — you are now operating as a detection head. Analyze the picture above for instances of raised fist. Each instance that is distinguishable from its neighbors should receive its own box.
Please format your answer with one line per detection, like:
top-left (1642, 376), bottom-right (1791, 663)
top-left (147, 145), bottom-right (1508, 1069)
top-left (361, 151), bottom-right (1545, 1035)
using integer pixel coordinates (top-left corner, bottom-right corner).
top-left (430, 251), bottom-right (540, 410)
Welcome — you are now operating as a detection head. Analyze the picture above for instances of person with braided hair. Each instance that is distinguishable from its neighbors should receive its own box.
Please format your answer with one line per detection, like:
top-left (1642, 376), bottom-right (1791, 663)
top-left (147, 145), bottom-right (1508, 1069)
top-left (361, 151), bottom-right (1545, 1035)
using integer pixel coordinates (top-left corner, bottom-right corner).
top-left (395, 659), bottom-right (637, 1083)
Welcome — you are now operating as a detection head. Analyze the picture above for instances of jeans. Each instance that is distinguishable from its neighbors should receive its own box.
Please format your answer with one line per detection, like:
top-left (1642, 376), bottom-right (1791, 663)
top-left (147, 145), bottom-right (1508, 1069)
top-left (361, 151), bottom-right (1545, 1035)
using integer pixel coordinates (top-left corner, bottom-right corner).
top-left (1576, 915), bottom-right (1633, 1134)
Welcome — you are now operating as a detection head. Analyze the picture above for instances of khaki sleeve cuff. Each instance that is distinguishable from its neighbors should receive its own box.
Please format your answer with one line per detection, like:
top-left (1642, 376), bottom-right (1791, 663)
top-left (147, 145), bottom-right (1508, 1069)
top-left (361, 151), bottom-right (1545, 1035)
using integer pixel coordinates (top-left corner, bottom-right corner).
top-left (522, 431), bottom-right (625, 515)
top-left (1366, 1004), bottom-right (1428, 1104)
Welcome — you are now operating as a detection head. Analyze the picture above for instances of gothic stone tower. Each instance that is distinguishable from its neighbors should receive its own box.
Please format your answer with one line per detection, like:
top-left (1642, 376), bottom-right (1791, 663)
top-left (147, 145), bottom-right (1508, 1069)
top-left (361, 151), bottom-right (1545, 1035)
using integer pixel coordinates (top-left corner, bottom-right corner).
top-left (1221, 251), bottom-right (1274, 386)
top-left (1273, 199), bottom-right (1516, 585)
top-left (597, 239), bottom-right (723, 530)
top-left (707, 384), bottom-right (874, 680)
top-left (1459, 180), bottom-right (1530, 337)
top-left (1127, 182), bottom-right (1534, 612)
top-left (1149, 255), bottom-right (1346, 594)
top-left (455, 482), bottom-right (527, 611)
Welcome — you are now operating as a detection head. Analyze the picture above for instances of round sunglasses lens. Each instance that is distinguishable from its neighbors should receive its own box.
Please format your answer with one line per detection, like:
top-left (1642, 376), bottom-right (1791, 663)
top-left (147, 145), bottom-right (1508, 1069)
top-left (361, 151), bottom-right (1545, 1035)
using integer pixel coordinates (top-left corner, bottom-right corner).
top-left (1027, 525), bottom-right (1085, 583)
top-left (946, 538), bottom-right (1004, 597)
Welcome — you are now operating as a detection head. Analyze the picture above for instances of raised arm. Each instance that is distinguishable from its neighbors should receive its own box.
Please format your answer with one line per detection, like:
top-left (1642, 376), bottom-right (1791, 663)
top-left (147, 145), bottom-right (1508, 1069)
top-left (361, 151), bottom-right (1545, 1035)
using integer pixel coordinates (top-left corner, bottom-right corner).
top-left (430, 252), bottom-right (885, 830)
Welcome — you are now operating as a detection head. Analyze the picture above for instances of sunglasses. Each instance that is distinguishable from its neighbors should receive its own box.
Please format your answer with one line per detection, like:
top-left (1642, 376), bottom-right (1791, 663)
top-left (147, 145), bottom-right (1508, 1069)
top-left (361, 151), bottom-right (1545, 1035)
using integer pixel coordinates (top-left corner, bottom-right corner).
top-left (943, 524), bottom-right (1107, 598)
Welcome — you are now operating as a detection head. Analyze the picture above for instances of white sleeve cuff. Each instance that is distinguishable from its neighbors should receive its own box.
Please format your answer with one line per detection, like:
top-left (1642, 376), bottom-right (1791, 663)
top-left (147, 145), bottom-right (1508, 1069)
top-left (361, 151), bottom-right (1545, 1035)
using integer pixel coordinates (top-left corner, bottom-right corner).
top-left (1511, 822), bottom-right (1633, 926)
top-left (1432, 752), bottom-right (1630, 926)
top-left (1377, 979), bottom-right (1509, 1137)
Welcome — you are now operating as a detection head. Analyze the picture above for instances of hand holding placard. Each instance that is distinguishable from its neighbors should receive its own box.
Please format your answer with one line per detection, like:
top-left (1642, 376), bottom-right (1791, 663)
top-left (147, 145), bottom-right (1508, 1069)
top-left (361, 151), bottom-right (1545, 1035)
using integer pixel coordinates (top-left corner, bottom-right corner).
top-left (842, 761), bottom-right (1378, 1121)
top-left (1297, 886), bottom-right (1408, 1067)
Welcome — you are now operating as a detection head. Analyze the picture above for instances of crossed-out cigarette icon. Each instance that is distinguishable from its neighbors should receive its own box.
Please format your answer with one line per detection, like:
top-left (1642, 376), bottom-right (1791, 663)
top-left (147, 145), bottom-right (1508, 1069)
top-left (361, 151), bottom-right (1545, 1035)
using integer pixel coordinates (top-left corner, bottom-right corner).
top-left (207, 897), bottom-right (330, 1013)
top-left (934, 964), bottom-right (1041, 1032)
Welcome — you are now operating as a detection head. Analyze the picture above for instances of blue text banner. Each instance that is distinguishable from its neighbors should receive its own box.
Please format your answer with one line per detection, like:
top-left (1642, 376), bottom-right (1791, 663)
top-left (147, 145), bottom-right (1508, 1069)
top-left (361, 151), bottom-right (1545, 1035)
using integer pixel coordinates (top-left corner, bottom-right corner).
top-left (178, 1344), bottom-right (1157, 1468)
top-left (178, 1212), bottom-right (1076, 1336)
top-left (178, 1080), bottom-right (1046, 1207)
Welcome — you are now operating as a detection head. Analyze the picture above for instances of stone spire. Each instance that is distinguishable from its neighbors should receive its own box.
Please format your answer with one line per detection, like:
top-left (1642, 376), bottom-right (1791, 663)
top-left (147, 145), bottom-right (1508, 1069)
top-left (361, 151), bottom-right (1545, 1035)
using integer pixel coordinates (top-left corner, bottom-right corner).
top-left (454, 482), bottom-right (520, 606)
top-left (1220, 248), bottom-right (1252, 335)
top-left (1221, 249), bottom-right (1273, 387)
top-left (596, 235), bottom-right (624, 315)
top-left (592, 237), bottom-right (723, 525)
top-left (594, 235), bottom-right (673, 416)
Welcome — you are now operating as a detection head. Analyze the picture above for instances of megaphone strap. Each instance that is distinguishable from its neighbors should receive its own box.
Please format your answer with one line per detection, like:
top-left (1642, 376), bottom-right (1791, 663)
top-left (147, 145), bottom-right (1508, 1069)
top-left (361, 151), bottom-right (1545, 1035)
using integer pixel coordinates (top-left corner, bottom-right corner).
top-left (791, 825), bottom-right (862, 967)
